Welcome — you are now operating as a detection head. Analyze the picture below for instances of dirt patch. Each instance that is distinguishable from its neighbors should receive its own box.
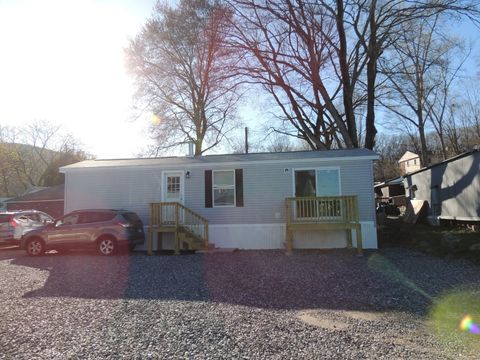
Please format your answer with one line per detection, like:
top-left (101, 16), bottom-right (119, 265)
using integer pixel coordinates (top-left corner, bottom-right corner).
top-left (297, 311), bottom-right (349, 331)
top-left (342, 310), bottom-right (382, 322)
top-left (297, 309), bottom-right (383, 331)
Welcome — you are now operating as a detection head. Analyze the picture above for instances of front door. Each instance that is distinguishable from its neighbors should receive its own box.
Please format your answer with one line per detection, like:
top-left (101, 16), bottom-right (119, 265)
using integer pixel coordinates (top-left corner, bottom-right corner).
top-left (162, 171), bottom-right (184, 224)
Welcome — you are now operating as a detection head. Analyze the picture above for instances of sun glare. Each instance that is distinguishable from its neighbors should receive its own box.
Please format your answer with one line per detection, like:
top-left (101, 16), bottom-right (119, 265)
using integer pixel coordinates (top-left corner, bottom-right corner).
top-left (0, 0), bottom-right (145, 158)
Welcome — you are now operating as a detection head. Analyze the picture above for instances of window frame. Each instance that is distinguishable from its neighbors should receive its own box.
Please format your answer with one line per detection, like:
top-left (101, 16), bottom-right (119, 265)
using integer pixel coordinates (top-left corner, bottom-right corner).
top-left (292, 167), bottom-right (342, 197)
top-left (212, 169), bottom-right (236, 208)
top-left (292, 167), bottom-right (342, 220)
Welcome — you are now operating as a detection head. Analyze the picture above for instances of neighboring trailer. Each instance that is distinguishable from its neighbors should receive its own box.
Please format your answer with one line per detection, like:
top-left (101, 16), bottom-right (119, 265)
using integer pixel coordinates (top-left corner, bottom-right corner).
top-left (403, 149), bottom-right (480, 224)
top-left (60, 149), bottom-right (379, 250)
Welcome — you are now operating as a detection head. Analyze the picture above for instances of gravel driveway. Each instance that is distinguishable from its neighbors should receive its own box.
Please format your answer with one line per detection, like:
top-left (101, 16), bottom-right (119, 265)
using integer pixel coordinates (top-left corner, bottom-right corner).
top-left (0, 248), bottom-right (478, 359)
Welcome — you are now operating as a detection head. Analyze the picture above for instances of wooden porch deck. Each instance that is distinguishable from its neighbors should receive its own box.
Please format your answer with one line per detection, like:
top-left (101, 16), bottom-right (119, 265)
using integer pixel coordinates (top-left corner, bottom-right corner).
top-left (285, 196), bottom-right (363, 254)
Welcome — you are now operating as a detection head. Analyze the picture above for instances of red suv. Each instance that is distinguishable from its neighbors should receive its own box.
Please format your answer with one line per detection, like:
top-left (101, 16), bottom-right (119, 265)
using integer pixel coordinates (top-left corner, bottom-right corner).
top-left (20, 209), bottom-right (145, 256)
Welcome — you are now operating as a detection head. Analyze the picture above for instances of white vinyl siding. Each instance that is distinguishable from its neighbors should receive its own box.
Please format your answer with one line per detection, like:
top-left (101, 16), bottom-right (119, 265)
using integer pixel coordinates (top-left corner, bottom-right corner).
top-left (64, 159), bottom-right (376, 225)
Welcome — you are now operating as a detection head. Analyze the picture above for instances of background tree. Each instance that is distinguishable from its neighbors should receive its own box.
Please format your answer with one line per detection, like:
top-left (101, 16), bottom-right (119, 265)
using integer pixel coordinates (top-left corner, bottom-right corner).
top-left (0, 120), bottom-right (88, 196)
top-left (381, 15), bottom-right (469, 164)
top-left (127, 0), bottom-right (242, 156)
top-left (229, 0), bottom-right (356, 150)
top-left (373, 133), bottom-right (413, 181)
top-left (228, 0), bottom-right (479, 151)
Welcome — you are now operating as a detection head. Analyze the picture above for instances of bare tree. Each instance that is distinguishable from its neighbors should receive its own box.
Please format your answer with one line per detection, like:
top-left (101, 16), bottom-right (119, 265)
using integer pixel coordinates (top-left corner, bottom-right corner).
top-left (228, 0), bottom-right (355, 150)
top-left (380, 15), bottom-right (466, 165)
top-left (228, 0), bottom-right (480, 151)
top-left (126, 0), bottom-right (242, 156)
top-left (454, 85), bottom-right (480, 150)
top-left (0, 120), bottom-right (87, 196)
top-left (424, 41), bottom-right (469, 159)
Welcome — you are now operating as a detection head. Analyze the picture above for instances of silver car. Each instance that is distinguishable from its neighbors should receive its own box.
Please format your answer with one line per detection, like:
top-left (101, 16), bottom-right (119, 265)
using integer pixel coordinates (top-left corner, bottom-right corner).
top-left (0, 210), bottom-right (54, 244)
top-left (20, 209), bottom-right (145, 256)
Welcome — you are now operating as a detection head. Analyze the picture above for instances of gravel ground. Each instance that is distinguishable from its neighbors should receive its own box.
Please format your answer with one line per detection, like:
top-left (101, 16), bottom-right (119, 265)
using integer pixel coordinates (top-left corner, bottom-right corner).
top-left (0, 247), bottom-right (479, 359)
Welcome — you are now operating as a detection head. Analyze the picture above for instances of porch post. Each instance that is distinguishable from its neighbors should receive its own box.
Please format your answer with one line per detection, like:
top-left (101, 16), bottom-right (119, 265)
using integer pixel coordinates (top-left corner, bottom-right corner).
top-left (174, 204), bottom-right (180, 255)
top-left (346, 228), bottom-right (352, 249)
top-left (355, 224), bottom-right (363, 256)
top-left (286, 228), bottom-right (293, 254)
top-left (147, 228), bottom-right (153, 255)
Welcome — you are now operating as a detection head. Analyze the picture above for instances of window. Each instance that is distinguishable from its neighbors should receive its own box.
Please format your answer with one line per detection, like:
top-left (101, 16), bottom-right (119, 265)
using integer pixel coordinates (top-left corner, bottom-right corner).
top-left (166, 175), bottom-right (181, 199)
top-left (316, 169), bottom-right (340, 196)
top-left (295, 170), bottom-right (316, 197)
top-left (56, 214), bottom-right (79, 226)
top-left (294, 168), bottom-right (340, 197)
top-left (38, 213), bottom-right (53, 223)
top-left (80, 212), bottom-right (115, 224)
top-left (294, 168), bottom-right (341, 218)
top-left (213, 170), bottom-right (235, 207)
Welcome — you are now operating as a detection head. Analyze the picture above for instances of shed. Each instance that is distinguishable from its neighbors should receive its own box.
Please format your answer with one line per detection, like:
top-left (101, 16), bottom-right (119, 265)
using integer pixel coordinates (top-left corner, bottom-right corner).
top-left (6, 184), bottom-right (65, 218)
top-left (60, 149), bottom-right (379, 251)
top-left (403, 149), bottom-right (480, 224)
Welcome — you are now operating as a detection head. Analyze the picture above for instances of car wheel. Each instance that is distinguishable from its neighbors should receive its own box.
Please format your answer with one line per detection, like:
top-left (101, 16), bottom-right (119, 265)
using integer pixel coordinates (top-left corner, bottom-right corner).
top-left (26, 238), bottom-right (45, 257)
top-left (97, 237), bottom-right (116, 256)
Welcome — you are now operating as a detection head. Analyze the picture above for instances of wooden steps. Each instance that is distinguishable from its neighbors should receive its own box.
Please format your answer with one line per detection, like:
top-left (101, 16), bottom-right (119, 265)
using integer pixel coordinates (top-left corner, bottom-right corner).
top-left (147, 202), bottom-right (209, 255)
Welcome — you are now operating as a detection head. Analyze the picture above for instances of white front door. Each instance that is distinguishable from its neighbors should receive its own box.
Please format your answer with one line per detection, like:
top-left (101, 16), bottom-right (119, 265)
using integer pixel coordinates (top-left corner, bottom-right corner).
top-left (162, 171), bottom-right (184, 203)
top-left (162, 171), bottom-right (184, 225)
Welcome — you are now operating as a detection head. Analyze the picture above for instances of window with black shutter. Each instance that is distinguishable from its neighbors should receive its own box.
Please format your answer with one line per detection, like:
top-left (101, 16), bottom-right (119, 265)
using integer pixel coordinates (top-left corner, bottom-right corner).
top-left (205, 168), bottom-right (244, 207)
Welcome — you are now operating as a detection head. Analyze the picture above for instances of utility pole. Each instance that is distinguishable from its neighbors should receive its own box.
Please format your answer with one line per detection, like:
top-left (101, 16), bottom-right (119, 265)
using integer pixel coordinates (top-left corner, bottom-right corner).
top-left (245, 127), bottom-right (249, 154)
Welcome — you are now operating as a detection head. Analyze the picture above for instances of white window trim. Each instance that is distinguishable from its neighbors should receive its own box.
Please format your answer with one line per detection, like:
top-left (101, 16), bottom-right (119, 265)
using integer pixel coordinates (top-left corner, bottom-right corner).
top-left (292, 167), bottom-right (342, 197)
top-left (212, 169), bottom-right (236, 208)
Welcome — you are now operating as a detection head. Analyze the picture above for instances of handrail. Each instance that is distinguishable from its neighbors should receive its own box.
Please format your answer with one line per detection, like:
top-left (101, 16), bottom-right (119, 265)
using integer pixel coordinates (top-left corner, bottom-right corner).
top-left (149, 202), bottom-right (209, 245)
top-left (285, 195), bottom-right (363, 255)
top-left (286, 196), bottom-right (359, 224)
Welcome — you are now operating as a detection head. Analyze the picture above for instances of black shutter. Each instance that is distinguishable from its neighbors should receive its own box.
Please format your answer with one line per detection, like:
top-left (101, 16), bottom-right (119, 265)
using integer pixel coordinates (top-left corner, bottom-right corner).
top-left (235, 169), bottom-right (244, 207)
top-left (205, 170), bottom-right (213, 208)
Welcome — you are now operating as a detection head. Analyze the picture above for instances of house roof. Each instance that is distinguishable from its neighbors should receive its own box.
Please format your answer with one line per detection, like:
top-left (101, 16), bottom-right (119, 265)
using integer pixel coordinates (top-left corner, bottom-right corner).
top-left (374, 176), bottom-right (404, 188)
top-left (60, 148), bottom-right (379, 171)
top-left (6, 184), bottom-right (65, 203)
top-left (402, 149), bottom-right (479, 178)
top-left (398, 151), bottom-right (419, 163)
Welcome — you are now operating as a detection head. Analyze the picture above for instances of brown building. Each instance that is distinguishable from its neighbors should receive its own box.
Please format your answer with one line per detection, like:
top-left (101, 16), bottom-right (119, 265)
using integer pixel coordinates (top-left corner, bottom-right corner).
top-left (6, 184), bottom-right (64, 218)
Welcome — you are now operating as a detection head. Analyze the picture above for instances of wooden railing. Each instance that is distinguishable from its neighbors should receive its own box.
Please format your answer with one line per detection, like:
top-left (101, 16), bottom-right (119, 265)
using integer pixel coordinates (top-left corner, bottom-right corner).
top-left (149, 202), bottom-right (209, 244)
top-left (285, 195), bottom-right (359, 224)
top-left (285, 196), bottom-right (362, 255)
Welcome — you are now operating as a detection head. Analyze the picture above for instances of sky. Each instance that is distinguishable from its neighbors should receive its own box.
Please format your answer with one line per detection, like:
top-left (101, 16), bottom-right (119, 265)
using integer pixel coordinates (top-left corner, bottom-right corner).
top-left (0, 0), bottom-right (157, 159)
top-left (0, 1), bottom-right (478, 159)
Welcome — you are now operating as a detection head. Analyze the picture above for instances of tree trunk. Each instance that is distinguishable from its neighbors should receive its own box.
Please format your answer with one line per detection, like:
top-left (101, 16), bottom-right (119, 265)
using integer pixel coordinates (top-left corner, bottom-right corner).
top-left (418, 123), bottom-right (429, 166)
top-left (364, 2), bottom-right (378, 150)
top-left (336, 0), bottom-right (358, 147)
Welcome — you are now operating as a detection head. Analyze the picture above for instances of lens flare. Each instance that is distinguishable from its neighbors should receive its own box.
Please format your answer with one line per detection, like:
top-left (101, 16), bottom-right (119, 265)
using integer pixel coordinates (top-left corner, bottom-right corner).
top-left (151, 114), bottom-right (161, 125)
top-left (460, 315), bottom-right (480, 335)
